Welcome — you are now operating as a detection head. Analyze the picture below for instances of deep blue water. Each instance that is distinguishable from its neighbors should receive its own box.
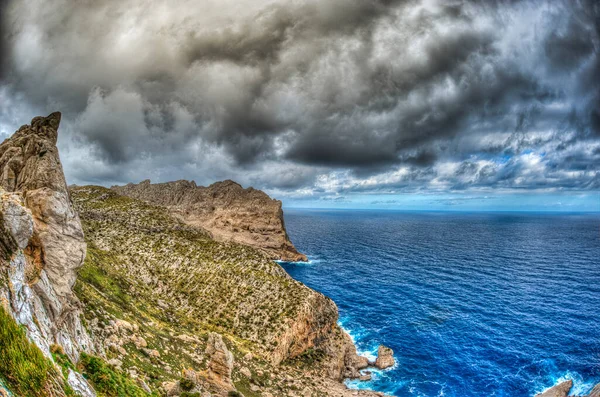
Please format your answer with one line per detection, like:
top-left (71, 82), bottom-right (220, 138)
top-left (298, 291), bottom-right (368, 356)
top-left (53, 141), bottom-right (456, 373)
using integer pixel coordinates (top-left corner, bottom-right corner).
top-left (279, 210), bottom-right (600, 397)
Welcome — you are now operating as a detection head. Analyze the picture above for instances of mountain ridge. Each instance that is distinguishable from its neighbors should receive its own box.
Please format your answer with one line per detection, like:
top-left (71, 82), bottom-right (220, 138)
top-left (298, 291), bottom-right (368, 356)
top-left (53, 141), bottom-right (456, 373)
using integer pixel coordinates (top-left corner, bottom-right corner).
top-left (112, 179), bottom-right (307, 262)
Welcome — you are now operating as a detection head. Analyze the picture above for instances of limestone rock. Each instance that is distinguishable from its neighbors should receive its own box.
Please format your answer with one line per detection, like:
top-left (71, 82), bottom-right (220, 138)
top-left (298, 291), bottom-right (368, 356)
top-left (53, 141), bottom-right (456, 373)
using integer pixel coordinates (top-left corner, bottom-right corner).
top-left (535, 380), bottom-right (573, 397)
top-left (67, 369), bottom-right (96, 397)
top-left (0, 385), bottom-right (10, 397)
top-left (205, 332), bottom-right (234, 388)
top-left (374, 345), bottom-right (394, 369)
top-left (0, 112), bottom-right (86, 298)
top-left (341, 337), bottom-right (371, 379)
top-left (240, 367), bottom-right (252, 378)
top-left (112, 179), bottom-right (307, 261)
top-left (0, 113), bottom-right (93, 369)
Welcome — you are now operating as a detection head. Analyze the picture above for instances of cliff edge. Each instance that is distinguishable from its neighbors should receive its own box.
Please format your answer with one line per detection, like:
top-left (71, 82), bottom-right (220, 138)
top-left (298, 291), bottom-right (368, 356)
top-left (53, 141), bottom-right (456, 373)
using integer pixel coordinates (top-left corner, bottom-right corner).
top-left (111, 179), bottom-right (307, 262)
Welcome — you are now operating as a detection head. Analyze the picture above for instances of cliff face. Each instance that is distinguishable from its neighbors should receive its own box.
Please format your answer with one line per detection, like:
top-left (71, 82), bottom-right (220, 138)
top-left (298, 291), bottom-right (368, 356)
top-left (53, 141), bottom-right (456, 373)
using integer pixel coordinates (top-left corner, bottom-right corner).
top-left (0, 113), bottom-right (94, 396)
top-left (111, 179), bottom-right (307, 262)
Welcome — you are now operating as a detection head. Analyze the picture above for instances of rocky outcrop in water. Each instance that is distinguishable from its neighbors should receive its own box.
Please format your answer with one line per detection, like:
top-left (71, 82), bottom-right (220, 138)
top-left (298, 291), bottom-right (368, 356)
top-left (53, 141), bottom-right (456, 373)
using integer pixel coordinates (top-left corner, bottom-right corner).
top-left (111, 179), bottom-right (307, 262)
top-left (374, 345), bottom-right (395, 369)
top-left (535, 380), bottom-right (573, 397)
top-left (0, 112), bottom-right (94, 395)
top-left (534, 381), bottom-right (600, 397)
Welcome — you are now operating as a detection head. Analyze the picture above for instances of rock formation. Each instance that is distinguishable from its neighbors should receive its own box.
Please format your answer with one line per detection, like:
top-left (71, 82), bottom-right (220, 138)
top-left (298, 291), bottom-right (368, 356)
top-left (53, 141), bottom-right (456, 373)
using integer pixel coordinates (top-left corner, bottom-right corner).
top-left (0, 113), bottom-right (94, 395)
top-left (0, 113), bottom-right (387, 397)
top-left (111, 179), bottom-right (307, 262)
top-left (374, 345), bottom-right (395, 369)
top-left (205, 332), bottom-right (234, 390)
top-left (535, 380), bottom-right (573, 397)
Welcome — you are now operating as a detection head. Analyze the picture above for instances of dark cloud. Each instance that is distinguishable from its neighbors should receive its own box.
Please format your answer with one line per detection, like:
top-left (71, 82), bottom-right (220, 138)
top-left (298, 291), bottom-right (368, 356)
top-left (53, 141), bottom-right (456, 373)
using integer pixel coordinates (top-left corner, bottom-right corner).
top-left (0, 0), bottom-right (598, 197)
top-left (0, 0), bottom-right (10, 78)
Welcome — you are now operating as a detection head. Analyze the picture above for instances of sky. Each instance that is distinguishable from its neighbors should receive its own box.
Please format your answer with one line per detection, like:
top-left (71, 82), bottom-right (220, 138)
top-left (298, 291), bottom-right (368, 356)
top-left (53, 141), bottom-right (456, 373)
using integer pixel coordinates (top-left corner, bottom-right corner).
top-left (0, 0), bottom-right (598, 211)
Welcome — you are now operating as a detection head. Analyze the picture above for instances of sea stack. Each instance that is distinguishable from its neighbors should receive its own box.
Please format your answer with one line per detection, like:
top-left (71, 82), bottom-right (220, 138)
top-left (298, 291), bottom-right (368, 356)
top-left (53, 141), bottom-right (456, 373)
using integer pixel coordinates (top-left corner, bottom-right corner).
top-left (374, 345), bottom-right (395, 369)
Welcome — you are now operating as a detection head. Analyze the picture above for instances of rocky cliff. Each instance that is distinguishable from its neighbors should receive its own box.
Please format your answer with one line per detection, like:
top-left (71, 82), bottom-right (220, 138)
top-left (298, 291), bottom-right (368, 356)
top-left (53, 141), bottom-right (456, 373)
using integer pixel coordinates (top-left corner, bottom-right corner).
top-left (0, 113), bottom-right (94, 396)
top-left (111, 179), bottom-right (307, 262)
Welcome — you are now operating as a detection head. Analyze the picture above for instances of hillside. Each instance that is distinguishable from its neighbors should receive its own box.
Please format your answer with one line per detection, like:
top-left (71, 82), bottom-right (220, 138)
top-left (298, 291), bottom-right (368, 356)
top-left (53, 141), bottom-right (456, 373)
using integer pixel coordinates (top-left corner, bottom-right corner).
top-left (71, 185), bottom-right (380, 396)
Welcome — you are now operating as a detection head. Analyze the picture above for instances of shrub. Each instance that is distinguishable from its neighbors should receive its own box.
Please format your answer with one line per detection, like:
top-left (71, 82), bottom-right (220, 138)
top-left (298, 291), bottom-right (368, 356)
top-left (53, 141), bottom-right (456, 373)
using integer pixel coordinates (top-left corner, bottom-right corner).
top-left (228, 392), bottom-right (243, 397)
top-left (78, 353), bottom-right (149, 396)
top-left (50, 344), bottom-right (75, 378)
top-left (179, 377), bottom-right (195, 391)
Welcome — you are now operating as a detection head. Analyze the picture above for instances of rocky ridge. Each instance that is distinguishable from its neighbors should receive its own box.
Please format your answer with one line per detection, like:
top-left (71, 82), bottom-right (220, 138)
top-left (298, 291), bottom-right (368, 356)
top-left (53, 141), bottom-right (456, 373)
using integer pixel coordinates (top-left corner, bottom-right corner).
top-left (112, 179), bottom-right (307, 262)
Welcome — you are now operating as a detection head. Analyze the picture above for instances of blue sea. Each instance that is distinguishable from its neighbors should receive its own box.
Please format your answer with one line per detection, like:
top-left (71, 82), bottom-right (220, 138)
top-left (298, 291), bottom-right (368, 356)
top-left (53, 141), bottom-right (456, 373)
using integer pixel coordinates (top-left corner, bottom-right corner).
top-left (279, 210), bottom-right (600, 397)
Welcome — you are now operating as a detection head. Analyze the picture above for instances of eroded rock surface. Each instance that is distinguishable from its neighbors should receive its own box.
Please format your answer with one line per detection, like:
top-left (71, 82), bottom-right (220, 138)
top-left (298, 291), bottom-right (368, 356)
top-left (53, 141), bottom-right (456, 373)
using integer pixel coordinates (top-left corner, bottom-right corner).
top-left (374, 345), bottom-right (395, 369)
top-left (205, 332), bottom-right (234, 389)
top-left (112, 179), bottom-right (307, 261)
top-left (588, 383), bottom-right (600, 397)
top-left (0, 113), bottom-right (94, 395)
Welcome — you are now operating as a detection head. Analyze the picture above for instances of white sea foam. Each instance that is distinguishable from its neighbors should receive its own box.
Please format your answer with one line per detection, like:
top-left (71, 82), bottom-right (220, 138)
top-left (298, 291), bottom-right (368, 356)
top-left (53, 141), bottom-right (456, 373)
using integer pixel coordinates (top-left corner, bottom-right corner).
top-left (533, 370), bottom-right (596, 396)
top-left (275, 258), bottom-right (320, 266)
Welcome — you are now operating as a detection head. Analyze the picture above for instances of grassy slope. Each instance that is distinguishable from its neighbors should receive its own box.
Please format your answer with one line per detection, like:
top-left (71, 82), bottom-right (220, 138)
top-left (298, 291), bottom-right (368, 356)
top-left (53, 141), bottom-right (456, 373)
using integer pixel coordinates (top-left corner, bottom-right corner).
top-left (0, 306), bottom-right (73, 397)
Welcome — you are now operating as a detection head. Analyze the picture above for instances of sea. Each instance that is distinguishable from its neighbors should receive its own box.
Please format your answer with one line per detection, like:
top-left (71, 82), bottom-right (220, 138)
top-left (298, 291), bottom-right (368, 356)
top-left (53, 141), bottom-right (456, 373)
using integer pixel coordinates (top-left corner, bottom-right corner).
top-left (279, 210), bottom-right (600, 397)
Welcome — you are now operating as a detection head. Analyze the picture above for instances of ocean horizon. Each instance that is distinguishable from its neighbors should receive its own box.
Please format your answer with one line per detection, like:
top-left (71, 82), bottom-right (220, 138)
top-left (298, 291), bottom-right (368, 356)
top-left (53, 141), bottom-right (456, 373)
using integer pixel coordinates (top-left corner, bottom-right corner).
top-left (280, 209), bottom-right (600, 397)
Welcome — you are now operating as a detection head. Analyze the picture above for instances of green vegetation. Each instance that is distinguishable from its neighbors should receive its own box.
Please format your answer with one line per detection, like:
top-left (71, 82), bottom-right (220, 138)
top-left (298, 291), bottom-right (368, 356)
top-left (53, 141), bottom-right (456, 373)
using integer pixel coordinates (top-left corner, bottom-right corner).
top-left (179, 377), bottom-right (195, 391)
top-left (72, 185), bottom-right (310, 353)
top-left (50, 344), bottom-right (76, 378)
top-left (78, 353), bottom-right (150, 397)
top-left (0, 306), bottom-right (58, 397)
top-left (228, 392), bottom-right (244, 397)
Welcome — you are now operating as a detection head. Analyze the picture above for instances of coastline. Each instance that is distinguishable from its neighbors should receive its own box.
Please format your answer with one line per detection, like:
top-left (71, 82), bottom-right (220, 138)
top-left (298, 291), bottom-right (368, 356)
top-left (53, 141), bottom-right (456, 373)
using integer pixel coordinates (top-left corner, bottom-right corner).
top-left (278, 258), bottom-right (396, 397)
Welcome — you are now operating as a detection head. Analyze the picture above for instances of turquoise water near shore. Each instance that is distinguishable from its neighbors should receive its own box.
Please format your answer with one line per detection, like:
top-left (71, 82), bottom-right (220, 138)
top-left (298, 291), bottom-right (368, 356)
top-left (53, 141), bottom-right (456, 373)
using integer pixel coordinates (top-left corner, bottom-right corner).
top-left (280, 210), bottom-right (600, 397)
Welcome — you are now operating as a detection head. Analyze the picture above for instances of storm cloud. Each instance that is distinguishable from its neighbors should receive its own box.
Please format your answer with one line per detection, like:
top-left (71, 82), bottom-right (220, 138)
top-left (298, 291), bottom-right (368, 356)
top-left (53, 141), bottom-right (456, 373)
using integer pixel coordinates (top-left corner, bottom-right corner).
top-left (0, 0), bottom-right (598, 199)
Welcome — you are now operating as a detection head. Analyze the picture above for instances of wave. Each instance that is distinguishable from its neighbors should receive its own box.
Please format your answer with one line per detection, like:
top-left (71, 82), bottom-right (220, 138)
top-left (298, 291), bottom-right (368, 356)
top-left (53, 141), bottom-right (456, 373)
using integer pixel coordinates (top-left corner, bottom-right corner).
top-left (276, 257), bottom-right (321, 266)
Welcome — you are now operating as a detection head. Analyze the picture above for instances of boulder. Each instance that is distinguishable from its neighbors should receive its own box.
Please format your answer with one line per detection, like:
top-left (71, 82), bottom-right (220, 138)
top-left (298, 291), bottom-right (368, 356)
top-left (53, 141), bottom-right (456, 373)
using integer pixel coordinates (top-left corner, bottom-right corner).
top-left (374, 345), bottom-right (394, 369)
top-left (205, 332), bottom-right (234, 388)
top-left (240, 367), bottom-right (252, 378)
